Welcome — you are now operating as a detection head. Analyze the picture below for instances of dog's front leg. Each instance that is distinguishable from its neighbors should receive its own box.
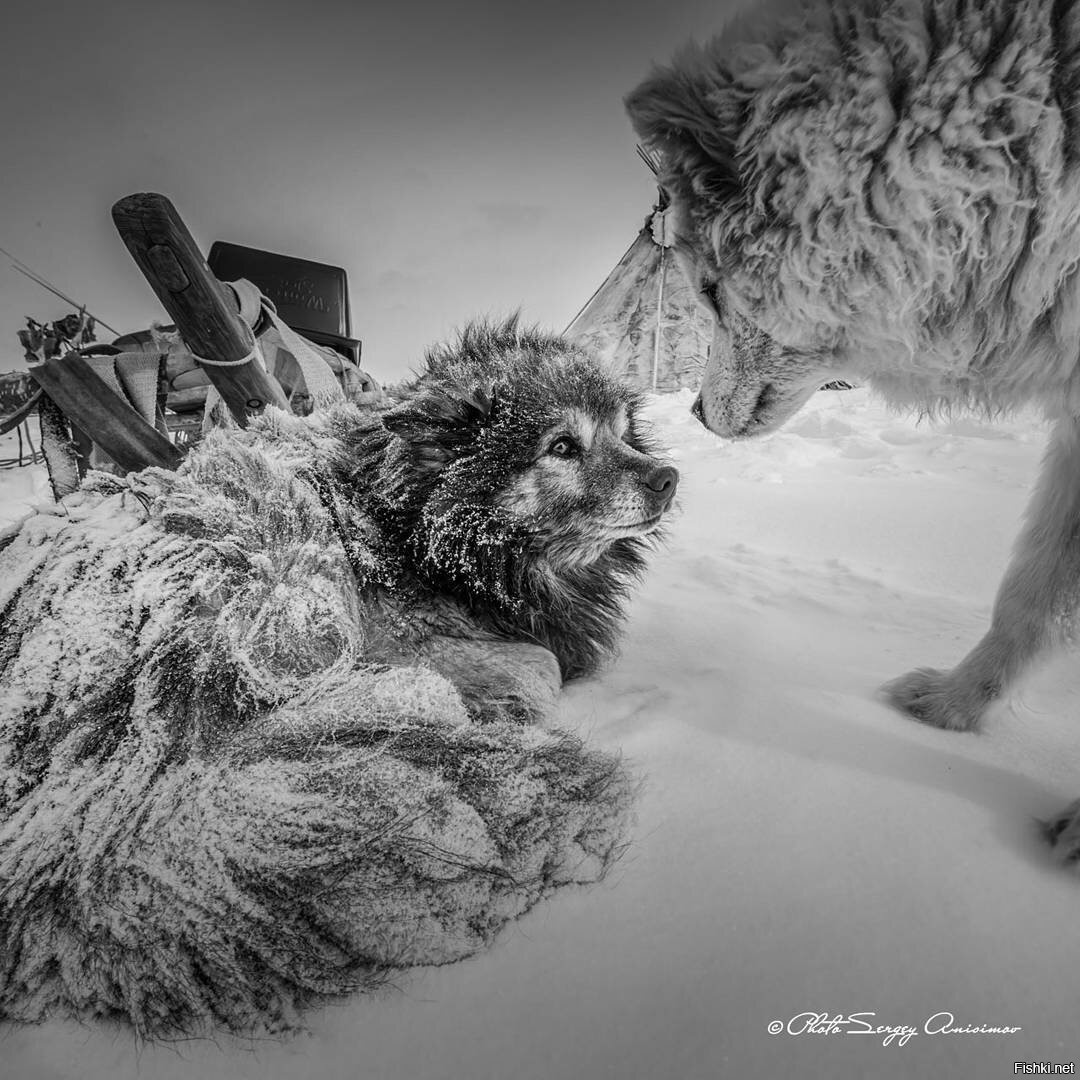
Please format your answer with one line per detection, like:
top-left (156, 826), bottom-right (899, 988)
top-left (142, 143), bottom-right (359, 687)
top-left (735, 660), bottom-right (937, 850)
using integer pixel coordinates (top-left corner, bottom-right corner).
top-left (884, 415), bottom-right (1080, 732)
top-left (420, 636), bottom-right (563, 725)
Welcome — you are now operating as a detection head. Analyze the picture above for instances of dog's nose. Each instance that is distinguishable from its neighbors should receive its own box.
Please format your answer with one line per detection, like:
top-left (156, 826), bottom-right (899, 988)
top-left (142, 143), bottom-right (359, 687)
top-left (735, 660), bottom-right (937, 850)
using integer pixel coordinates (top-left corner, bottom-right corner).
top-left (646, 465), bottom-right (679, 509)
top-left (690, 395), bottom-right (705, 424)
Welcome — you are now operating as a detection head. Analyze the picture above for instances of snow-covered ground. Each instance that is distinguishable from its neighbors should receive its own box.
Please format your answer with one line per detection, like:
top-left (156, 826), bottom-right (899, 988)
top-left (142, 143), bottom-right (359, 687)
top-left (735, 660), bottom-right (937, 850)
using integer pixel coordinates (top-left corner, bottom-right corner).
top-left (5, 389), bottom-right (1080, 1079)
top-left (0, 433), bottom-right (49, 529)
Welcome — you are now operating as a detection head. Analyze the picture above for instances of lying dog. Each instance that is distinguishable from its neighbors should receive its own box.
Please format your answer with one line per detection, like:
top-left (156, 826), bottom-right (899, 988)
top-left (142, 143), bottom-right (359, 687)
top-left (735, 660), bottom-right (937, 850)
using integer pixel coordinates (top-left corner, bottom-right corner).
top-left (0, 317), bottom-right (676, 1034)
top-left (626, 0), bottom-right (1080, 860)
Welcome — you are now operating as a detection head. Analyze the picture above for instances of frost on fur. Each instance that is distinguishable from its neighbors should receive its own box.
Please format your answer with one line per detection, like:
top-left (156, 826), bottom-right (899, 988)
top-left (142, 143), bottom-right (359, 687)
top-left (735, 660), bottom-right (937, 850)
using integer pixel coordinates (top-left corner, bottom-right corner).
top-left (0, 319), bottom-right (676, 1036)
top-left (627, 0), bottom-right (1080, 431)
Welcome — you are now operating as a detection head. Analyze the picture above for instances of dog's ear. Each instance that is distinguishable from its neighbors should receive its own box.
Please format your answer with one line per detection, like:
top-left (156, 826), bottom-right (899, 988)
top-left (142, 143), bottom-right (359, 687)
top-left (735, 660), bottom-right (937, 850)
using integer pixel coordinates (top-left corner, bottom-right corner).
top-left (624, 53), bottom-right (739, 207)
top-left (382, 384), bottom-right (497, 471)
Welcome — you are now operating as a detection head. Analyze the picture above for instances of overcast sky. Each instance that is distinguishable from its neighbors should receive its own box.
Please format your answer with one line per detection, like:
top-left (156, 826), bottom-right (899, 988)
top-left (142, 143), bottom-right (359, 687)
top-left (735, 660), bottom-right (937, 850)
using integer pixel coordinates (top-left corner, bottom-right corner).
top-left (1, 0), bottom-right (741, 383)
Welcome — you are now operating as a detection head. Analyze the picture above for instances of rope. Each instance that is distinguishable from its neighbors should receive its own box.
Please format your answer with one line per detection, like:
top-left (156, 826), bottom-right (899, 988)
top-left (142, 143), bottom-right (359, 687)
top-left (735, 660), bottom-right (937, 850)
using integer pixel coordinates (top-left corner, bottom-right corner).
top-left (223, 279), bottom-right (342, 406)
top-left (187, 279), bottom-right (268, 366)
top-left (199, 279), bottom-right (345, 429)
top-left (189, 344), bottom-right (261, 368)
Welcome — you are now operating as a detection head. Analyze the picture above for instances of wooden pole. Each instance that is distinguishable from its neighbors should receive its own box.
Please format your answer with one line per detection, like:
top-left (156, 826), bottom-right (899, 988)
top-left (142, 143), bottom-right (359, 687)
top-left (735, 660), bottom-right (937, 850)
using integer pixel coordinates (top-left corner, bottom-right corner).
top-left (111, 193), bottom-right (289, 426)
top-left (652, 239), bottom-right (667, 393)
top-left (29, 354), bottom-right (183, 475)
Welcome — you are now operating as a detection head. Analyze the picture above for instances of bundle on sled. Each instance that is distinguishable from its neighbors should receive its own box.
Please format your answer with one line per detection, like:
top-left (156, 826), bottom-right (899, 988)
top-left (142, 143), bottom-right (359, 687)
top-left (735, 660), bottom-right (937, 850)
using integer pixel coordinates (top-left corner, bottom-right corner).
top-left (21, 194), bottom-right (381, 503)
top-left (0, 294), bottom-right (677, 1033)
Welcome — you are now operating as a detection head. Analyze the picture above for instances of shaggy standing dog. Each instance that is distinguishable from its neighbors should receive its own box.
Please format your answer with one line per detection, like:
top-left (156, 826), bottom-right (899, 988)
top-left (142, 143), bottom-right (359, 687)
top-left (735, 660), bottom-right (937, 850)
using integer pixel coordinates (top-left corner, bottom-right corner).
top-left (0, 318), bottom-right (676, 1034)
top-left (626, 0), bottom-right (1080, 861)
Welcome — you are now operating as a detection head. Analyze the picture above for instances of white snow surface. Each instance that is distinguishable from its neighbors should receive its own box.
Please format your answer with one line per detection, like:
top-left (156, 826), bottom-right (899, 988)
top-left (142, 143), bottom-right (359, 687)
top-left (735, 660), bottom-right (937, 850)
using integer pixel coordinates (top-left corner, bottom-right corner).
top-left (0, 431), bottom-right (50, 529)
top-left (5, 390), bottom-right (1080, 1078)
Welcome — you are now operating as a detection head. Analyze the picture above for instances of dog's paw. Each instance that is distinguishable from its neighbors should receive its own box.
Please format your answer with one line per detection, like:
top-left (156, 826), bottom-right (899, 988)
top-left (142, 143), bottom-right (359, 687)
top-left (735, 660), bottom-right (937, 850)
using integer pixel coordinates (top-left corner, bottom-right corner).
top-left (880, 667), bottom-right (985, 732)
top-left (1046, 799), bottom-right (1080, 867)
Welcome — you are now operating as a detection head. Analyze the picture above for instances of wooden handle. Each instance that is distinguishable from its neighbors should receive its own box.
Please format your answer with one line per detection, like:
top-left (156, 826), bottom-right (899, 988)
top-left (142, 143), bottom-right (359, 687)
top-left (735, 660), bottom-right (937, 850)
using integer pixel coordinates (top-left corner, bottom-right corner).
top-left (111, 193), bottom-right (289, 425)
top-left (29, 354), bottom-right (183, 474)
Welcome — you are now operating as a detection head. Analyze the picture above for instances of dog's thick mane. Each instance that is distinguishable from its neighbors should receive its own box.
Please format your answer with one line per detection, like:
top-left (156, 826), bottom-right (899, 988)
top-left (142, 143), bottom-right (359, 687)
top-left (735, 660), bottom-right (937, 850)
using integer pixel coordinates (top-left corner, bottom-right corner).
top-left (627, 0), bottom-right (1080, 417)
top-left (327, 316), bottom-right (657, 678)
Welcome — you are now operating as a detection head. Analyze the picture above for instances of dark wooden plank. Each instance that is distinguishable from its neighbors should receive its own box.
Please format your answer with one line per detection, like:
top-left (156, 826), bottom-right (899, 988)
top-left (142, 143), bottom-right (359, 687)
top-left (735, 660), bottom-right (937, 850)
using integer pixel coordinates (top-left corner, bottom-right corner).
top-left (111, 193), bottom-right (290, 426)
top-left (29, 354), bottom-right (183, 475)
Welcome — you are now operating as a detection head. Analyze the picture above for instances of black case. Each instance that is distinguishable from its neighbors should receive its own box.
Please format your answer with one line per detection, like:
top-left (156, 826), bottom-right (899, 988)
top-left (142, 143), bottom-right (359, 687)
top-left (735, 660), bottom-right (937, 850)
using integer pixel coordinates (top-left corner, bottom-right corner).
top-left (207, 241), bottom-right (362, 365)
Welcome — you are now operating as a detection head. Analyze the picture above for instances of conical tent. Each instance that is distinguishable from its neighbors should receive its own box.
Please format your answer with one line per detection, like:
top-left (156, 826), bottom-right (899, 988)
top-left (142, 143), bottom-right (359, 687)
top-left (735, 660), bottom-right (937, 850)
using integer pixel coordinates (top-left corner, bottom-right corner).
top-left (566, 152), bottom-right (712, 392)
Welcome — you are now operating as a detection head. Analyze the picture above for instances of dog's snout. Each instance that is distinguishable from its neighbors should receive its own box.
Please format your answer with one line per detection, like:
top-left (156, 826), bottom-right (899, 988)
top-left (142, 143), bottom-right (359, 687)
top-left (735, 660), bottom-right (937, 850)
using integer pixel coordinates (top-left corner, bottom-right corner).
top-left (646, 465), bottom-right (679, 509)
top-left (690, 395), bottom-right (705, 424)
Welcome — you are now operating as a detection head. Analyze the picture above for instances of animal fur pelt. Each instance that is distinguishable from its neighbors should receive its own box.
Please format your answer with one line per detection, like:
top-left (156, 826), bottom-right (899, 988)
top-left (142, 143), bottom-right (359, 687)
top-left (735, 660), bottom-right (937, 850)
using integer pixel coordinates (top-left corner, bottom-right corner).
top-left (0, 318), bottom-right (676, 1035)
top-left (626, 0), bottom-right (1080, 861)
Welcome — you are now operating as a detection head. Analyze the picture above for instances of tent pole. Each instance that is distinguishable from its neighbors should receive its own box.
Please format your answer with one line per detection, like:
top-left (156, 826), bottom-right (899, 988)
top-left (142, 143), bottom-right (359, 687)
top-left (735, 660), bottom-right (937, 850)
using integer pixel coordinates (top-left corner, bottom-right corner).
top-left (652, 244), bottom-right (667, 392)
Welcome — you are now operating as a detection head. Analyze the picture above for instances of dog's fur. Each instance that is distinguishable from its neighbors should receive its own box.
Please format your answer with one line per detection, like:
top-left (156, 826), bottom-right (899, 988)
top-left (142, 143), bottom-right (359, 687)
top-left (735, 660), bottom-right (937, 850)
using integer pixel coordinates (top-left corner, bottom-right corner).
top-left (360, 317), bottom-right (679, 684)
top-left (0, 317), bottom-right (675, 1034)
top-left (626, 0), bottom-right (1080, 861)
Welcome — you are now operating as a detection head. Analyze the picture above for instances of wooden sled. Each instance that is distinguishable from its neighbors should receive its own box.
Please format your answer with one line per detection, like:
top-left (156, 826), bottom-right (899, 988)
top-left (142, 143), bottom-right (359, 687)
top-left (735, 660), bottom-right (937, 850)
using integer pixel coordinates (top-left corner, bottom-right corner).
top-left (29, 193), bottom-right (381, 498)
top-left (0, 372), bottom-right (43, 468)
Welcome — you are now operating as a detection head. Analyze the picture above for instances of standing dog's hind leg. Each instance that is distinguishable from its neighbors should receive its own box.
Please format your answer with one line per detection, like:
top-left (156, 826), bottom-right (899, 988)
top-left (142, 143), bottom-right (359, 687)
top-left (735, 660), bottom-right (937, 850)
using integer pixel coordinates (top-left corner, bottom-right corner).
top-left (884, 415), bottom-right (1080, 731)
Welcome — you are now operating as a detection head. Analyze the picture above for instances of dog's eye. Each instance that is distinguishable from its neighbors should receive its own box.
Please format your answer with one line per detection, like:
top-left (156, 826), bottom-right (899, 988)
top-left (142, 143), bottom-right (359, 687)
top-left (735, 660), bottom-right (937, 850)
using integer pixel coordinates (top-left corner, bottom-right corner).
top-left (548, 436), bottom-right (579, 458)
